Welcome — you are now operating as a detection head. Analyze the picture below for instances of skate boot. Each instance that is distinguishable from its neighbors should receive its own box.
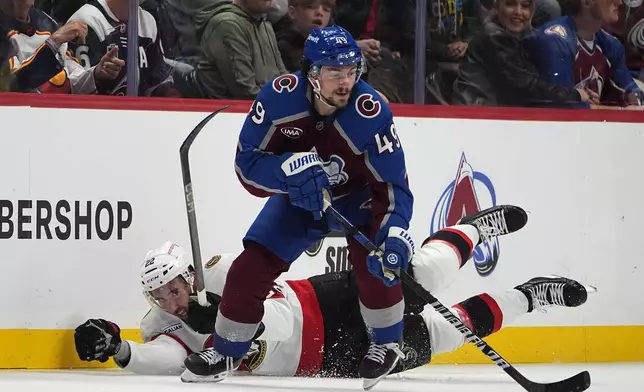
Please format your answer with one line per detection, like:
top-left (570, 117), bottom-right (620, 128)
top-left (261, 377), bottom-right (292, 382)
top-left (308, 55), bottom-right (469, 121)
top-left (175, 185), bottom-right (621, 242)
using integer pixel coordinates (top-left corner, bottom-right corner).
top-left (514, 276), bottom-right (597, 313)
top-left (180, 347), bottom-right (242, 383)
top-left (359, 341), bottom-right (406, 390)
top-left (458, 205), bottom-right (528, 243)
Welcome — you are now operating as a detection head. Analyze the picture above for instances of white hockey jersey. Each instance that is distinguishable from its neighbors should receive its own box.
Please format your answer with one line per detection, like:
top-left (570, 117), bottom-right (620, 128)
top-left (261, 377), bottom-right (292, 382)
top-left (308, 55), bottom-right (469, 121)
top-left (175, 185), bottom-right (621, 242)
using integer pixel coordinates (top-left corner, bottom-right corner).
top-left (117, 253), bottom-right (325, 377)
top-left (1, 7), bottom-right (97, 94)
top-left (67, 0), bottom-right (173, 96)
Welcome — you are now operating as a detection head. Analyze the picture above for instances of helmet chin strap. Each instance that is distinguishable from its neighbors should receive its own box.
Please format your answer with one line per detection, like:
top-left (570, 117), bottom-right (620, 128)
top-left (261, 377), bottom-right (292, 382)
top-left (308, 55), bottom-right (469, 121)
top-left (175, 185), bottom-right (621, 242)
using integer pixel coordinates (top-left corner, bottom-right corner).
top-left (308, 76), bottom-right (340, 111)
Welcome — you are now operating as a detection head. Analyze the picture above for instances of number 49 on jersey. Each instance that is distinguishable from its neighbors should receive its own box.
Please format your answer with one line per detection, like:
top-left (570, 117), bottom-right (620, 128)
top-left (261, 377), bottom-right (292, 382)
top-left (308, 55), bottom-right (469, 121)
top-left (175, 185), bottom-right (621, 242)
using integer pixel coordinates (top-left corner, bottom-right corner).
top-left (375, 124), bottom-right (401, 154)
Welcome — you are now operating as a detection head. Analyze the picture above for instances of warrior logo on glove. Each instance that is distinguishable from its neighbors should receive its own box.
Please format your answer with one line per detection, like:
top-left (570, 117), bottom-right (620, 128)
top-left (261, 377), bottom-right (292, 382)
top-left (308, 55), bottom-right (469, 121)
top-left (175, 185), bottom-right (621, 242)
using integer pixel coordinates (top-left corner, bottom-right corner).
top-left (281, 152), bottom-right (322, 175)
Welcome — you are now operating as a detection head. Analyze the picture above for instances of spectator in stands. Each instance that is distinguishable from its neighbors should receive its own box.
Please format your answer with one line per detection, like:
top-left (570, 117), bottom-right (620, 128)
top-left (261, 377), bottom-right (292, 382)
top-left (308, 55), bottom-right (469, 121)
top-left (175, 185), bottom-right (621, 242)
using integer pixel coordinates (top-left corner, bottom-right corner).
top-left (332, 0), bottom-right (397, 59)
top-left (603, 2), bottom-right (644, 88)
top-left (274, 0), bottom-right (334, 72)
top-left (425, 0), bottom-right (483, 65)
top-left (532, 0), bottom-right (561, 27)
top-left (524, 0), bottom-right (643, 108)
top-left (267, 0), bottom-right (290, 23)
top-left (421, 0), bottom-right (484, 103)
top-left (139, 0), bottom-right (221, 68)
top-left (35, 0), bottom-right (87, 24)
top-left (67, 0), bottom-right (181, 97)
top-left (136, 0), bottom-right (286, 71)
top-left (194, 0), bottom-right (286, 99)
top-left (332, 0), bottom-right (416, 102)
top-left (0, 0), bottom-right (123, 93)
top-left (452, 0), bottom-right (596, 107)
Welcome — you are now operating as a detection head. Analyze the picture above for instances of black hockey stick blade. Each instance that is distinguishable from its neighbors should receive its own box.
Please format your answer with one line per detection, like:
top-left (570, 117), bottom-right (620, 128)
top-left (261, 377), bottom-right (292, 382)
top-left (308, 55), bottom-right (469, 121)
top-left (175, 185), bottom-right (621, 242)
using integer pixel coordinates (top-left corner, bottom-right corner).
top-left (179, 106), bottom-right (229, 306)
top-left (320, 196), bottom-right (591, 392)
top-left (511, 368), bottom-right (591, 392)
top-left (401, 271), bottom-right (591, 392)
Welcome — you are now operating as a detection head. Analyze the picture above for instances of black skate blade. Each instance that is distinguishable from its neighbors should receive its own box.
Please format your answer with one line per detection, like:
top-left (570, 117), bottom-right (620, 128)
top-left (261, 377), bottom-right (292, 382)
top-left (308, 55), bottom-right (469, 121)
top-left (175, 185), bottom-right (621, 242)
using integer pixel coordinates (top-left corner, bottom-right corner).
top-left (361, 356), bottom-right (401, 391)
top-left (180, 368), bottom-right (227, 384)
top-left (526, 370), bottom-right (591, 392)
top-left (362, 374), bottom-right (387, 391)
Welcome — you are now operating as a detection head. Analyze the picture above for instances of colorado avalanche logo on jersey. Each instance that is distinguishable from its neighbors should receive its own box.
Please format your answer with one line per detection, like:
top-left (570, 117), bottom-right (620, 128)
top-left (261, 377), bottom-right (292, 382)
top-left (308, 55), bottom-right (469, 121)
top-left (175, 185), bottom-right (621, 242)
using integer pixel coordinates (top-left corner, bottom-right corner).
top-left (356, 93), bottom-right (382, 119)
top-left (272, 74), bottom-right (299, 93)
top-left (544, 24), bottom-right (567, 37)
top-left (576, 66), bottom-right (604, 96)
top-left (322, 155), bottom-right (349, 187)
top-left (431, 153), bottom-right (499, 277)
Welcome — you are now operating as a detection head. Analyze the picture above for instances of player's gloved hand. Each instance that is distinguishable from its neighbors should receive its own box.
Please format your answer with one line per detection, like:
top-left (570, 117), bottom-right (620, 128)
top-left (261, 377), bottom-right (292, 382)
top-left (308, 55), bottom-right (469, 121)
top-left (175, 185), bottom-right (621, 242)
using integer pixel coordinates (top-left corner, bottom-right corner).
top-left (277, 152), bottom-right (330, 220)
top-left (74, 319), bottom-right (122, 363)
top-left (186, 292), bottom-right (221, 334)
top-left (367, 227), bottom-right (415, 287)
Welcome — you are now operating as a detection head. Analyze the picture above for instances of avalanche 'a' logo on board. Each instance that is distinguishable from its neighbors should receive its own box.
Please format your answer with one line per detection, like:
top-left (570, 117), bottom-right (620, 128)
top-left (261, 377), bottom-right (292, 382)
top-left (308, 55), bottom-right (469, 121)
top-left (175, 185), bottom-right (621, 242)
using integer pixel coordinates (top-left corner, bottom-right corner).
top-left (431, 153), bottom-right (500, 277)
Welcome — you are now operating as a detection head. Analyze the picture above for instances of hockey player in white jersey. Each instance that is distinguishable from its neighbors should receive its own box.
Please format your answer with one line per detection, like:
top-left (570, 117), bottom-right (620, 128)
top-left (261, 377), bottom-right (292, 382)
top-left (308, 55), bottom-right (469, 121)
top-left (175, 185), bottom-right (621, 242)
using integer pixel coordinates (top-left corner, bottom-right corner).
top-left (74, 205), bottom-right (594, 380)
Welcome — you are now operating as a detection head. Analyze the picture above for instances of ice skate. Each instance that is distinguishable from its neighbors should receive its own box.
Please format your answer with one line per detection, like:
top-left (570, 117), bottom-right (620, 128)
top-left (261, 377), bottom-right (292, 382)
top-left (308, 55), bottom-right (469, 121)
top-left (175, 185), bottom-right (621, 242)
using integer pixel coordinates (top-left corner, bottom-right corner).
top-left (359, 341), bottom-right (406, 390)
top-left (515, 275), bottom-right (597, 313)
top-left (458, 204), bottom-right (528, 243)
top-left (180, 347), bottom-right (242, 383)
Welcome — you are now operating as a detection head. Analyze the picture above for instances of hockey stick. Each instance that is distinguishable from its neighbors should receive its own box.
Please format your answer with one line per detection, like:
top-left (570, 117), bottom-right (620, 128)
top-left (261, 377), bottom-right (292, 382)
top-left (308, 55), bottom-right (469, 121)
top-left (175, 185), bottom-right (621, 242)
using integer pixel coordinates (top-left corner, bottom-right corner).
top-left (321, 196), bottom-right (591, 392)
top-left (180, 106), bottom-right (230, 306)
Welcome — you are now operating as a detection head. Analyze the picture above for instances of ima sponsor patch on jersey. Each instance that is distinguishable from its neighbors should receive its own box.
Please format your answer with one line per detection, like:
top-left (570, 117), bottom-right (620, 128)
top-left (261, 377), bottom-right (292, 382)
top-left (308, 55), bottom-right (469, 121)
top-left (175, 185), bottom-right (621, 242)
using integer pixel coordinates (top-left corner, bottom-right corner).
top-left (205, 255), bottom-right (222, 269)
top-left (280, 127), bottom-right (304, 139)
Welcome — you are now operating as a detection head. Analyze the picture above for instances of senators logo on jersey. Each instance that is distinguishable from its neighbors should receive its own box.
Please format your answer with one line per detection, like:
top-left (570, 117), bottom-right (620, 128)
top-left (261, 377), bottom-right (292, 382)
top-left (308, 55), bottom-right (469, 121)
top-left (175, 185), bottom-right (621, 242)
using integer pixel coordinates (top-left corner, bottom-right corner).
top-left (243, 340), bottom-right (268, 371)
top-left (205, 255), bottom-right (222, 269)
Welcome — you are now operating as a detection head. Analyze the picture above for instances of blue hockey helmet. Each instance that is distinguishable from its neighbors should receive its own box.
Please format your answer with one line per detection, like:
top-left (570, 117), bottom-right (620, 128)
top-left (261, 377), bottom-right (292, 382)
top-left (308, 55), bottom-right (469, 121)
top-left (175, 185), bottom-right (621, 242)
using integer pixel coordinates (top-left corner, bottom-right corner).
top-left (303, 25), bottom-right (365, 81)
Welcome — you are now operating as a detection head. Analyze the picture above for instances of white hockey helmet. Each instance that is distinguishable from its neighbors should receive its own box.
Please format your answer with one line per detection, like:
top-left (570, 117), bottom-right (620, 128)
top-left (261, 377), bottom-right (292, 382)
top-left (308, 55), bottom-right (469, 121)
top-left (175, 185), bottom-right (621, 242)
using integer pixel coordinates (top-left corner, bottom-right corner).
top-left (140, 241), bottom-right (195, 293)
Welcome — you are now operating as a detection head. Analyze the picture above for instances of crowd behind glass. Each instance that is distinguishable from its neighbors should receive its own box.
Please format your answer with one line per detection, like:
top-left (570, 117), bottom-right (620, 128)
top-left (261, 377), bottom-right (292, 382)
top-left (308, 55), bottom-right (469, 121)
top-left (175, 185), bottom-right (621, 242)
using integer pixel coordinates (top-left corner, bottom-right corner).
top-left (1, 0), bottom-right (643, 110)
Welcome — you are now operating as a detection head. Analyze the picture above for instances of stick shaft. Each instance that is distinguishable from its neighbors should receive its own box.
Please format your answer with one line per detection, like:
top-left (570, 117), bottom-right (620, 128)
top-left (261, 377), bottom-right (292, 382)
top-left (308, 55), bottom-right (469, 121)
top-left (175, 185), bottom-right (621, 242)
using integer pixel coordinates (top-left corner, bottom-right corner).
top-left (321, 200), bottom-right (589, 392)
top-left (179, 108), bottom-right (229, 306)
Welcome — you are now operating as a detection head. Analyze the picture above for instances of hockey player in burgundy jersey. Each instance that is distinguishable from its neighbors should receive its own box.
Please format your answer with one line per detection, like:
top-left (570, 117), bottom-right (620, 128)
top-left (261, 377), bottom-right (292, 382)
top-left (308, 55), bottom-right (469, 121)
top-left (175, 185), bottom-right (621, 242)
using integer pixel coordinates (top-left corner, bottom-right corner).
top-left (182, 24), bottom-right (415, 389)
top-left (74, 205), bottom-right (595, 382)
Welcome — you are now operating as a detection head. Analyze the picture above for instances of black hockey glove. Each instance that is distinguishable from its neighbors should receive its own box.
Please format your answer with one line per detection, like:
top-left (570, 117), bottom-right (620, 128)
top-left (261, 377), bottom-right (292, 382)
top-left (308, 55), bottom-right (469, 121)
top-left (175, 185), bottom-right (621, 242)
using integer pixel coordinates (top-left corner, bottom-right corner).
top-left (186, 292), bottom-right (222, 334)
top-left (74, 319), bottom-right (122, 363)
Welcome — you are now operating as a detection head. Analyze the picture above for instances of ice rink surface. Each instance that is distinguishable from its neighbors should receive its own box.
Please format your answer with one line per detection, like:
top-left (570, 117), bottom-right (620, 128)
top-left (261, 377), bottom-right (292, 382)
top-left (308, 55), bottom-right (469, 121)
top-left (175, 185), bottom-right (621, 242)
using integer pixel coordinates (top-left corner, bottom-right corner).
top-left (0, 363), bottom-right (641, 392)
